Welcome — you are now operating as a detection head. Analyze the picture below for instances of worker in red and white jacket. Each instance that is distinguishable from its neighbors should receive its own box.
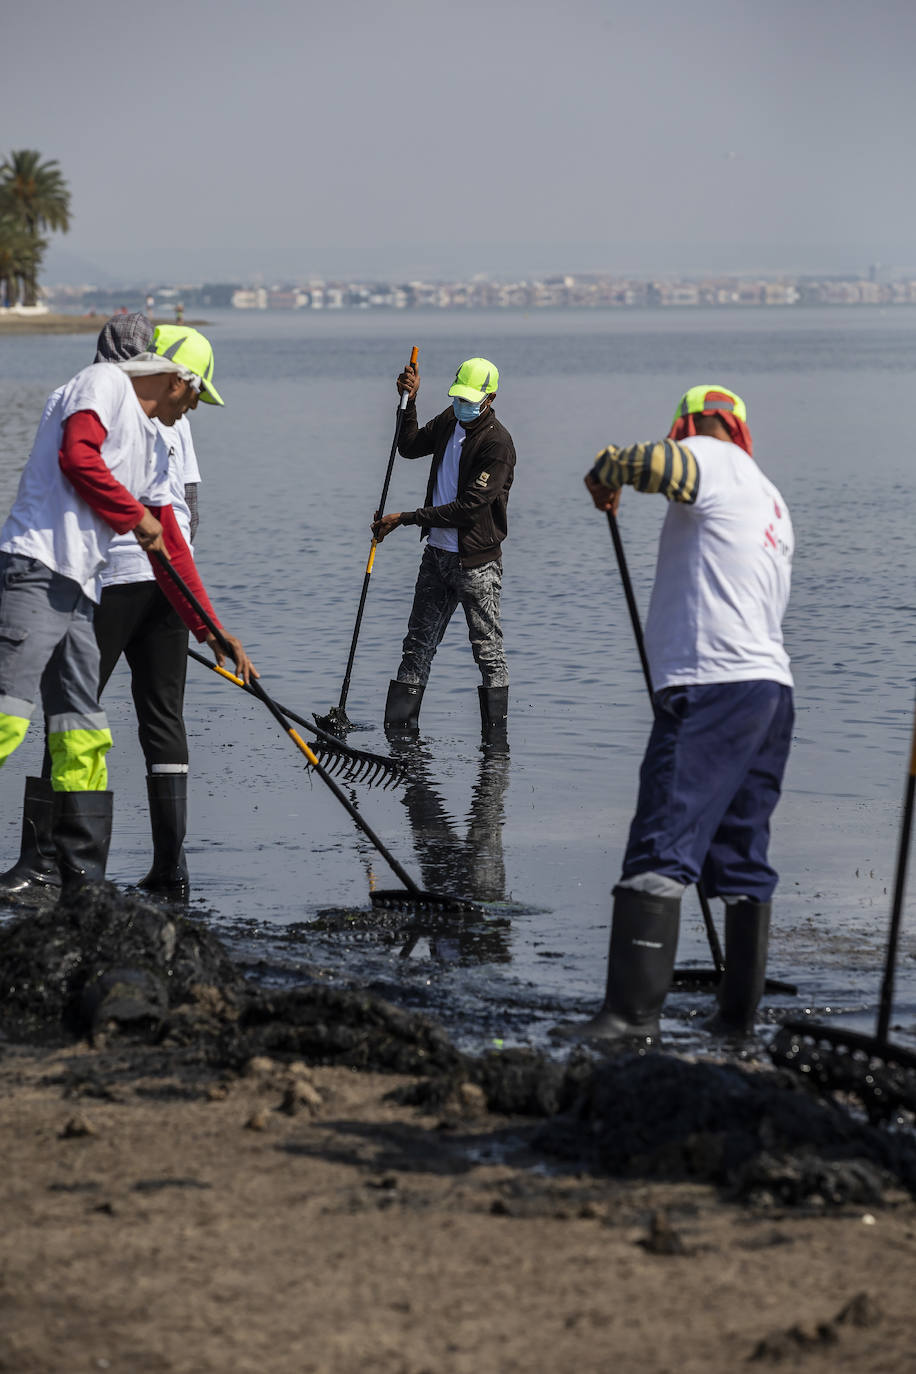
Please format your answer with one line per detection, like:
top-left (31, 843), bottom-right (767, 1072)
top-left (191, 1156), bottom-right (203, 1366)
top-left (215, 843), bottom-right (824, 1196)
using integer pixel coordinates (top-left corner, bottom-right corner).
top-left (0, 325), bottom-right (255, 895)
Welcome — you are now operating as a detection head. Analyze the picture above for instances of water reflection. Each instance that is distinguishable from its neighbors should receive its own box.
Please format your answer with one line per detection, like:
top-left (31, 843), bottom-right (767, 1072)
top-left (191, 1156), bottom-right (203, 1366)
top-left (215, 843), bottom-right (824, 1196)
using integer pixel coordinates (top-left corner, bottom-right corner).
top-left (383, 732), bottom-right (512, 964)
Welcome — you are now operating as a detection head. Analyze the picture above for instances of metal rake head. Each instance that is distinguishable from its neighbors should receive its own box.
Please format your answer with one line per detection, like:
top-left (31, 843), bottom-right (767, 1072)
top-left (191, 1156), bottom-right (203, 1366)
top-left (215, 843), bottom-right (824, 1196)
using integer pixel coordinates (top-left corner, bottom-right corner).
top-left (311, 744), bottom-right (408, 790)
top-left (770, 1021), bottom-right (916, 1121)
top-left (370, 888), bottom-right (492, 916)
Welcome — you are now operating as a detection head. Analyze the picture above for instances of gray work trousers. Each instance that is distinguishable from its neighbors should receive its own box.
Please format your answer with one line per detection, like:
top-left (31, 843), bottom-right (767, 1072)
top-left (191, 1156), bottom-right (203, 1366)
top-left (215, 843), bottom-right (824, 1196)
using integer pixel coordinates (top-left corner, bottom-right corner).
top-left (397, 545), bottom-right (508, 689)
top-left (0, 552), bottom-right (111, 790)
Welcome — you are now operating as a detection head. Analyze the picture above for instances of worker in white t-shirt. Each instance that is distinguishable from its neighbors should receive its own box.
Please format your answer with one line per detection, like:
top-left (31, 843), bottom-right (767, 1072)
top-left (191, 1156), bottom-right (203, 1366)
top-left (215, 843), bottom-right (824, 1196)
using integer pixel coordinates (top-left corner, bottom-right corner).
top-left (0, 314), bottom-right (208, 902)
top-left (563, 384), bottom-right (794, 1044)
top-left (0, 325), bottom-right (254, 897)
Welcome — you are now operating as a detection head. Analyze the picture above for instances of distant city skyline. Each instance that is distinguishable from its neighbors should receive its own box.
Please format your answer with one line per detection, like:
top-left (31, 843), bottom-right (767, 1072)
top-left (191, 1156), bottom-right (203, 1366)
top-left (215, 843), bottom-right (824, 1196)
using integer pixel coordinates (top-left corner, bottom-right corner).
top-left (42, 268), bottom-right (916, 317)
top-left (40, 249), bottom-right (912, 293)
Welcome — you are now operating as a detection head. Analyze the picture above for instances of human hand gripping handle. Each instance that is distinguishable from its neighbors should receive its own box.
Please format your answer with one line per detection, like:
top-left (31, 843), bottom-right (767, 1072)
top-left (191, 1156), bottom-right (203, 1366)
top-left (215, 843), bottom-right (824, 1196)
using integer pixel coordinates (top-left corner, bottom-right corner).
top-left (584, 469), bottom-right (621, 516)
top-left (151, 551), bottom-right (258, 684)
top-left (396, 346), bottom-right (420, 410)
top-left (372, 345), bottom-right (420, 542)
top-left (371, 510), bottom-right (403, 543)
top-left (133, 508), bottom-right (168, 556)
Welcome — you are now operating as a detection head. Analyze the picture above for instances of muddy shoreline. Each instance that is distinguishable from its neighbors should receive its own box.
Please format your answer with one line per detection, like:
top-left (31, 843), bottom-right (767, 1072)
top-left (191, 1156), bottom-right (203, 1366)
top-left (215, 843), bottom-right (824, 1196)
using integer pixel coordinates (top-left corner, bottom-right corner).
top-left (2, 885), bottom-right (916, 1371)
top-left (0, 313), bottom-right (208, 335)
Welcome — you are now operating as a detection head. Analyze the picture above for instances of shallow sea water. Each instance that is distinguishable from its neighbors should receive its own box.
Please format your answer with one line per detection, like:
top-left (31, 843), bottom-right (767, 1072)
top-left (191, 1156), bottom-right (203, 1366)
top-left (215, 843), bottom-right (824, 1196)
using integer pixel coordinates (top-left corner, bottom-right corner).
top-left (1, 307), bottom-right (914, 1053)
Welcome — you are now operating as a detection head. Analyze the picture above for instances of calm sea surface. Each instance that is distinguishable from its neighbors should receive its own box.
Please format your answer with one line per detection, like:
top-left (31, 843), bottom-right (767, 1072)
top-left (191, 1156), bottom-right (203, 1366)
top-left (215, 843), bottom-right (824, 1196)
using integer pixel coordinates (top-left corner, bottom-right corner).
top-left (1, 307), bottom-right (914, 1051)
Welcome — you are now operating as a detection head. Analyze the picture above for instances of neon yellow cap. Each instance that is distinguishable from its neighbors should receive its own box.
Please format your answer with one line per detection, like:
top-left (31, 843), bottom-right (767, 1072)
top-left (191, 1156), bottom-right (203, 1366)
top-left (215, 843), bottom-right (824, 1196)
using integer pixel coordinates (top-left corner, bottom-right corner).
top-left (671, 383), bottom-right (746, 427)
top-left (148, 325), bottom-right (224, 406)
top-left (448, 357), bottom-right (499, 403)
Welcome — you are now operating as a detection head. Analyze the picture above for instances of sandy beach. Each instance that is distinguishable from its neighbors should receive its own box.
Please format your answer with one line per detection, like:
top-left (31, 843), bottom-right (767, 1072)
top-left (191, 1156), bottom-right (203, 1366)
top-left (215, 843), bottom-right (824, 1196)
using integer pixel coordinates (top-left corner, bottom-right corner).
top-left (0, 313), bottom-right (119, 336)
top-left (1, 888), bottom-right (915, 1374)
top-left (2, 1037), bottom-right (915, 1374)
top-left (0, 314), bottom-right (206, 335)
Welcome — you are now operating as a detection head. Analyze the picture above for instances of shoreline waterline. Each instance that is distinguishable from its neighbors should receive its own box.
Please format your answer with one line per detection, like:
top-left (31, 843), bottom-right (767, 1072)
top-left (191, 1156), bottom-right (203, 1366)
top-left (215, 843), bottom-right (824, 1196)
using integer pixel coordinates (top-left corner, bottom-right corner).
top-left (0, 313), bottom-right (209, 335)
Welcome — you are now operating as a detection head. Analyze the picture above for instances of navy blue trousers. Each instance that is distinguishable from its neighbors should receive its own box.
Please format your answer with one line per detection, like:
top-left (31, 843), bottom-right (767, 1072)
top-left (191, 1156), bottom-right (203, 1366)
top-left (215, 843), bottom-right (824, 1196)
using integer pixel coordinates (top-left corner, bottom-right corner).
top-left (621, 681), bottom-right (794, 903)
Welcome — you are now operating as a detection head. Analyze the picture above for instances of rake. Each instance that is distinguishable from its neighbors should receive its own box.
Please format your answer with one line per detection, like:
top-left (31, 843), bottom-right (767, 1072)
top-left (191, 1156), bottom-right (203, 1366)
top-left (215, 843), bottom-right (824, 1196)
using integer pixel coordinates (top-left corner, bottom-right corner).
top-left (769, 688), bottom-right (916, 1120)
top-left (161, 558), bottom-right (489, 915)
top-left (316, 345), bottom-right (419, 735)
top-left (187, 647), bottom-right (406, 790)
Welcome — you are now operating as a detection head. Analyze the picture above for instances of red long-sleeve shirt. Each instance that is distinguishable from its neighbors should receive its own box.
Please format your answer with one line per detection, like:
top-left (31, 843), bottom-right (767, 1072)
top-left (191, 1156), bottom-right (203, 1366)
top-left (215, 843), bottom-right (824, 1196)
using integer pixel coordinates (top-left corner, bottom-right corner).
top-left (58, 410), bottom-right (146, 532)
top-left (58, 409), bottom-right (223, 641)
top-left (148, 504), bottom-right (223, 642)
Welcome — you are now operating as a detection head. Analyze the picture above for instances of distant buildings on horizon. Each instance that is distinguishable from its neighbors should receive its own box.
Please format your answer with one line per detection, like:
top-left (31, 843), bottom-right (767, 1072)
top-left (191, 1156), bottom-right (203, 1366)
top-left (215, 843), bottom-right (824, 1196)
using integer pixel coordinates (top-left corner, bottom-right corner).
top-left (45, 268), bottom-right (916, 314)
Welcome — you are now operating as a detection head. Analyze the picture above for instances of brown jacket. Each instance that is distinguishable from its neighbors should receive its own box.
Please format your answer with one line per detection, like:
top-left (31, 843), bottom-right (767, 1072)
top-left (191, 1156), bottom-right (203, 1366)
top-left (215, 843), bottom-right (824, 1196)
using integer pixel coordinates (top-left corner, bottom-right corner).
top-left (397, 400), bottom-right (516, 569)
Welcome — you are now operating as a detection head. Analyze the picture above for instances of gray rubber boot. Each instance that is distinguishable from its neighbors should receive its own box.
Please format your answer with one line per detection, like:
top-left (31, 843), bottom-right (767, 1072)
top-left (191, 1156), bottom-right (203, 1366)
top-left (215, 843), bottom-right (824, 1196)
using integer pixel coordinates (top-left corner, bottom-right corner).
top-left (0, 776), bottom-right (61, 895)
top-left (554, 886), bottom-right (681, 1045)
top-left (384, 679), bottom-right (424, 730)
top-left (478, 685), bottom-right (508, 737)
top-left (706, 900), bottom-right (771, 1035)
top-left (138, 774), bottom-right (190, 901)
top-left (53, 791), bottom-right (113, 898)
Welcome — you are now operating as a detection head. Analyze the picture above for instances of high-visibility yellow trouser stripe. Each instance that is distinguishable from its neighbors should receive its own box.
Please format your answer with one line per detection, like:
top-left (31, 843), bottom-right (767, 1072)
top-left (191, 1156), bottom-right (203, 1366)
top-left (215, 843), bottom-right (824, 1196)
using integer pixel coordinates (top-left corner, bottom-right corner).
top-left (0, 713), bottom-right (31, 768)
top-left (47, 728), bottom-right (112, 792)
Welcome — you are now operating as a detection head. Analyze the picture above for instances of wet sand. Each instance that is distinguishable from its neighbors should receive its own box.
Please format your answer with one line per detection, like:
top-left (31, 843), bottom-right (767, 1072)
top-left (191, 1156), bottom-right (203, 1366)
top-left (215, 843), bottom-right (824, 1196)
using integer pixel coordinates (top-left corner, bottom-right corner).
top-left (1, 888), bottom-right (915, 1373)
top-left (3, 1041), bottom-right (915, 1373)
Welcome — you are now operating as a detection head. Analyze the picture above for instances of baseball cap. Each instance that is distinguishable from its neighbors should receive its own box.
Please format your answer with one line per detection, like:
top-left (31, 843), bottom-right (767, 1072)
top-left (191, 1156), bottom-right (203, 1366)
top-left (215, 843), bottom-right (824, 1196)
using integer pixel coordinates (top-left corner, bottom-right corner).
top-left (670, 384), bottom-right (747, 428)
top-left (148, 325), bottom-right (224, 406)
top-left (448, 357), bottom-right (499, 403)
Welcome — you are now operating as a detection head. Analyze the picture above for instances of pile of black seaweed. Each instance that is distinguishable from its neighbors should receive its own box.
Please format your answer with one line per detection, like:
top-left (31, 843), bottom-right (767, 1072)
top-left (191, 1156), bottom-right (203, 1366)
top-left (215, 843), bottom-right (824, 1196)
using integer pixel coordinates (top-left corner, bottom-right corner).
top-left (0, 883), bottom-right (462, 1077)
top-left (2, 885), bottom-right (915, 1206)
top-left (529, 1051), bottom-right (916, 1205)
top-left (0, 881), bottom-right (243, 1042)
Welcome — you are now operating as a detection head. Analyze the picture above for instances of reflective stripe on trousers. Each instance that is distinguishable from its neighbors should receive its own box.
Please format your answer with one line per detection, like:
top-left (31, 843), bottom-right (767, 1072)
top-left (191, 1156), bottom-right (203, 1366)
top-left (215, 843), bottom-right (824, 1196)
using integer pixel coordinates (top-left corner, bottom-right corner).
top-left (0, 553), bottom-right (111, 791)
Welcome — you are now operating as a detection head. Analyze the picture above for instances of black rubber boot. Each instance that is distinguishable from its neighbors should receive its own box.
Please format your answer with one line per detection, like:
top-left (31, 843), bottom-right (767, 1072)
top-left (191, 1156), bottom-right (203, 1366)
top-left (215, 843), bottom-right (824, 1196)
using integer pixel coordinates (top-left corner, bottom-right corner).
top-left (138, 774), bottom-right (190, 901)
top-left (553, 886), bottom-right (681, 1045)
top-left (705, 900), bottom-right (771, 1036)
top-left (384, 679), bottom-right (424, 730)
top-left (478, 685), bottom-right (508, 738)
top-left (53, 791), bottom-right (113, 898)
top-left (0, 776), bottom-right (61, 896)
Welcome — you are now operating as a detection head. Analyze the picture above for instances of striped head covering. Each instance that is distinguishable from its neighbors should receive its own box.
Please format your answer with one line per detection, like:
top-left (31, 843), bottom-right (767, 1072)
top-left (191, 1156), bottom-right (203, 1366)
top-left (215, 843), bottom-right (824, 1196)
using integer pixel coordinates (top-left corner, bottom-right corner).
top-left (667, 384), bottom-right (753, 457)
top-left (94, 312), bottom-right (154, 363)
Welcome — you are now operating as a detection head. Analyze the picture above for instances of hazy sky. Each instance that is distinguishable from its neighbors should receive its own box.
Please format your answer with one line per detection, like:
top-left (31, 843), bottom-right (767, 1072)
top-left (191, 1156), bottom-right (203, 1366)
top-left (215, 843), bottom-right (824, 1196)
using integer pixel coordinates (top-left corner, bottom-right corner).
top-left (4, 0), bottom-right (914, 284)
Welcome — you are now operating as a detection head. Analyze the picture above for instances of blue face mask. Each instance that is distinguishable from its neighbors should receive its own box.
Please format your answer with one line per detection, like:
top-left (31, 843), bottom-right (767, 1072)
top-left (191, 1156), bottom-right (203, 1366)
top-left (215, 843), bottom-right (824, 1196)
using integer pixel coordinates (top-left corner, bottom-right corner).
top-left (453, 397), bottom-right (483, 424)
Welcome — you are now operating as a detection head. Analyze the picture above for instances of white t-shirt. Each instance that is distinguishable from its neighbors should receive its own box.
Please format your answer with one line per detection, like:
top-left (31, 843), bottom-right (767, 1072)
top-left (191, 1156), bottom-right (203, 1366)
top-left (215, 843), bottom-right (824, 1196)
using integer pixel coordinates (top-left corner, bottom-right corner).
top-left (428, 422), bottom-right (464, 553)
top-left (643, 435), bottom-right (793, 690)
top-left (102, 415), bottom-right (201, 587)
top-left (0, 364), bottom-right (171, 603)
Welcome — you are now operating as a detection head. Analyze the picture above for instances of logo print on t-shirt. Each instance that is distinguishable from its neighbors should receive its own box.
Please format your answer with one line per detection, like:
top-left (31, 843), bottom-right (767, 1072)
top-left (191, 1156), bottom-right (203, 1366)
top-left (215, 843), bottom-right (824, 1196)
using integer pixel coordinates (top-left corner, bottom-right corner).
top-left (764, 523), bottom-right (777, 549)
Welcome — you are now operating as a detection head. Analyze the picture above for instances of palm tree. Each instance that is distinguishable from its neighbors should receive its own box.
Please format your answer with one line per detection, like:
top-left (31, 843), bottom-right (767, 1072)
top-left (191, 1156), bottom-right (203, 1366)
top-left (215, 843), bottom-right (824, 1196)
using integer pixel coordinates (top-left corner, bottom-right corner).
top-left (0, 217), bottom-right (42, 308)
top-left (0, 150), bottom-right (70, 306)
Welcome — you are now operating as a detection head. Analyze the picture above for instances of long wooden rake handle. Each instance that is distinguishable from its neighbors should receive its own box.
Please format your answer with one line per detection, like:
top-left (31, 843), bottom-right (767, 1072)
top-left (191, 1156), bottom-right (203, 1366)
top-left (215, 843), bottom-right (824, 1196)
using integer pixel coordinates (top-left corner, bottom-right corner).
top-left (334, 344), bottom-right (419, 719)
top-left (154, 553), bottom-right (423, 896)
top-left (877, 688), bottom-right (916, 1042)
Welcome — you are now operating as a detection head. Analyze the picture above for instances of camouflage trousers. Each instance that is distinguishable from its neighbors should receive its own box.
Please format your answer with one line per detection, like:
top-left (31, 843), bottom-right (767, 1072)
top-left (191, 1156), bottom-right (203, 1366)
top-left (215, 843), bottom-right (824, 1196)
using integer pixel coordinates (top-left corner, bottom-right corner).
top-left (397, 545), bottom-right (508, 689)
